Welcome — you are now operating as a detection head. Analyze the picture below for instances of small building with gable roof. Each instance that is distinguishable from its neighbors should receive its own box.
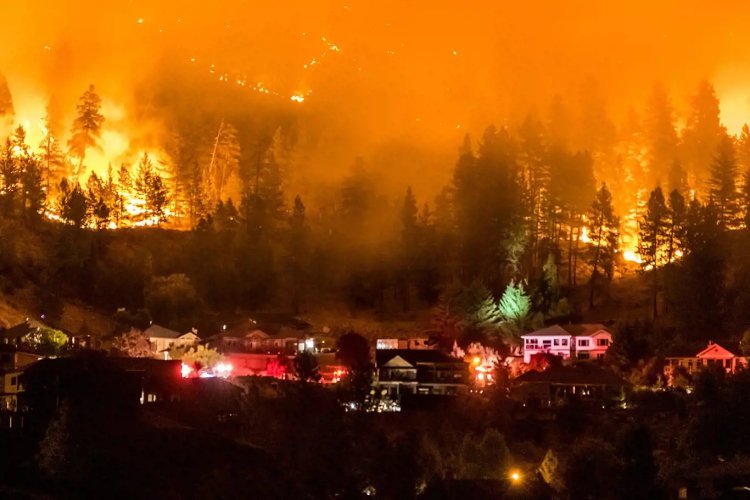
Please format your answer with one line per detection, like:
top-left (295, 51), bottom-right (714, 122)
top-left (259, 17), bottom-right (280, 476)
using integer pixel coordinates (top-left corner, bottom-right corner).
top-left (666, 341), bottom-right (748, 375)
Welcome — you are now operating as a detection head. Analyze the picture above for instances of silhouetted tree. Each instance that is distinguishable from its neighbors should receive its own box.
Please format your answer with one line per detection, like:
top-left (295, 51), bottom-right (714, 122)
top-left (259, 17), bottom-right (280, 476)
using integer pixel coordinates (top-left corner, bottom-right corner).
top-left (708, 134), bottom-right (739, 229)
top-left (294, 350), bottom-right (321, 383)
top-left (683, 80), bottom-right (725, 195)
top-left (134, 153), bottom-right (170, 225)
top-left (68, 84), bottom-right (104, 174)
top-left (588, 183), bottom-right (619, 307)
top-left (643, 84), bottom-right (678, 186)
top-left (58, 178), bottom-right (89, 228)
top-left (638, 187), bottom-right (669, 318)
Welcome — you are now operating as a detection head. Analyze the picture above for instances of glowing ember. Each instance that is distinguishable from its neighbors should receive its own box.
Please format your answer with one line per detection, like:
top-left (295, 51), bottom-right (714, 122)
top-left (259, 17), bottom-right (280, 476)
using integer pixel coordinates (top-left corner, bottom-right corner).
top-left (623, 250), bottom-right (642, 264)
top-left (580, 226), bottom-right (591, 244)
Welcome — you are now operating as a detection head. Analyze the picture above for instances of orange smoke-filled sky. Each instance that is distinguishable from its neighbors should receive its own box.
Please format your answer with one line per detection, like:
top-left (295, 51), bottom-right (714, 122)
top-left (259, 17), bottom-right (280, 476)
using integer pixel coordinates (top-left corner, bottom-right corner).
top-left (1, 0), bottom-right (750, 194)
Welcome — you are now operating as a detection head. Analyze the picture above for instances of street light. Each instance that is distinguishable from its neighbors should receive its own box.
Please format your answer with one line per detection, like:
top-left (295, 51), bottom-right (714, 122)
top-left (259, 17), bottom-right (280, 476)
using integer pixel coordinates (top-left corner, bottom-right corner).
top-left (509, 470), bottom-right (522, 483)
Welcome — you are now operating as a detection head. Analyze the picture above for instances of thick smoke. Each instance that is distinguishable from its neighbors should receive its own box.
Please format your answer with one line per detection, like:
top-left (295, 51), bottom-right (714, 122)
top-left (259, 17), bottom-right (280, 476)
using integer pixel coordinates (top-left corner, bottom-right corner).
top-left (1, 0), bottom-right (750, 197)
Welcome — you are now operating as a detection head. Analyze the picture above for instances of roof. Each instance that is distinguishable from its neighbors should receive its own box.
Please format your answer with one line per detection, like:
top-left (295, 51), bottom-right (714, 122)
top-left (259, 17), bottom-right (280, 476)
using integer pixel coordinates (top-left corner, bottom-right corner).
top-left (0, 322), bottom-right (31, 341)
top-left (144, 325), bottom-right (184, 339)
top-left (376, 349), bottom-right (462, 367)
top-left (665, 340), bottom-right (743, 358)
top-left (522, 325), bottom-right (570, 338)
top-left (514, 364), bottom-right (627, 387)
top-left (561, 324), bottom-right (612, 337)
top-left (225, 314), bottom-right (312, 338)
top-left (696, 342), bottom-right (737, 359)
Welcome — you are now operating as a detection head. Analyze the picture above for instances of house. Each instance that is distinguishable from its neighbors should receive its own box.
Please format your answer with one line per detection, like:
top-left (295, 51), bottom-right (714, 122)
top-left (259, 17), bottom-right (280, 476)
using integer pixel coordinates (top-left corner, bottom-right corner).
top-left (144, 325), bottom-right (200, 359)
top-left (521, 324), bottom-right (613, 363)
top-left (110, 357), bottom-right (183, 404)
top-left (211, 315), bottom-right (312, 355)
top-left (520, 325), bottom-right (572, 363)
top-left (0, 345), bottom-right (43, 371)
top-left (511, 364), bottom-right (628, 407)
top-left (666, 341), bottom-right (748, 375)
top-left (0, 346), bottom-right (43, 427)
top-left (375, 349), bottom-right (469, 397)
top-left (376, 337), bottom-right (434, 350)
top-left (1, 369), bottom-right (22, 412)
top-left (0, 322), bottom-right (32, 347)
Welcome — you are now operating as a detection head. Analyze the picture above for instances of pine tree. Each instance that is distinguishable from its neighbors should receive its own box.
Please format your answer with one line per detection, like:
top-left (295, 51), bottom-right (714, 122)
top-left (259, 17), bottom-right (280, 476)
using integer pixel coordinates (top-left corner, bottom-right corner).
top-left (518, 113), bottom-right (550, 275)
top-left (134, 153), bottom-right (170, 225)
top-left (205, 120), bottom-right (241, 205)
top-left (588, 183), bottom-right (619, 307)
top-left (415, 203), bottom-right (443, 304)
top-left (58, 179), bottom-right (88, 228)
top-left (708, 134), bottom-right (740, 229)
top-left (546, 94), bottom-right (571, 148)
top-left (737, 124), bottom-right (750, 173)
top-left (0, 74), bottom-right (14, 118)
top-left (453, 126), bottom-right (523, 283)
top-left (19, 154), bottom-right (44, 225)
top-left (0, 138), bottom-right (19, 217)
top-left (68, 84), bottom-right (104, 175)
top-left (667, 159), bottom-right (688, 197)
top-left (399, 186), bottom-right (419, 311)
top-left (574, 77), bottom-right (616, 158)
top-left (240, 136), bottom-right (286, 241)
top-left (643, 84), bottom-right (678, 187)
top-left (683, 80), bottom-right (726, 195)
top-left (39, 115), bottom-right (66, 194)
top-left (287, 195), bottom-right (309, 314)
top-left (666, 189), bottom-right (687, 262)
top-left (498, 280), bottom-right (531, 344)
top-left (638, 186), bottom-right (669, 318)
top-left (12, 126), bottom-right (44, 222)
top-left (742, 167), bottom-right (750, 229)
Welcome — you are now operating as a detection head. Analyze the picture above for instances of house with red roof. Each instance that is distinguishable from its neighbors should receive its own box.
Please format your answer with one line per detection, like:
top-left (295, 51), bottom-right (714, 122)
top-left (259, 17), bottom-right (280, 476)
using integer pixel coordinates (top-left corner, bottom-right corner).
top-left (666, 341), bottom-right (748, 375)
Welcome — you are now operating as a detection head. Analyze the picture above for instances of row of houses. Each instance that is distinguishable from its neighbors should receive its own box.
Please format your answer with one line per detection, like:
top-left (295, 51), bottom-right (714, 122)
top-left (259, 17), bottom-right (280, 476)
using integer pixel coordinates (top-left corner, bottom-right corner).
top-left (5, 313), bottom-right (750, 416)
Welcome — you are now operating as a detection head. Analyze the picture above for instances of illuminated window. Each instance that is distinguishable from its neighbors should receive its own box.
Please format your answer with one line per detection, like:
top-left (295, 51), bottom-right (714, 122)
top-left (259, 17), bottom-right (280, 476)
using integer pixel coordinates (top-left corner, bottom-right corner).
top-left (578, 339), bottom-right (589, 347)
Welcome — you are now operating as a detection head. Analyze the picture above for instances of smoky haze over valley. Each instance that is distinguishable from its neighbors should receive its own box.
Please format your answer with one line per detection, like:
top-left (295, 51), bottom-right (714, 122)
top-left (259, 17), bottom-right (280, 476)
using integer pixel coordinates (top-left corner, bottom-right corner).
top-left (1, 0), bottom-right (750, 200)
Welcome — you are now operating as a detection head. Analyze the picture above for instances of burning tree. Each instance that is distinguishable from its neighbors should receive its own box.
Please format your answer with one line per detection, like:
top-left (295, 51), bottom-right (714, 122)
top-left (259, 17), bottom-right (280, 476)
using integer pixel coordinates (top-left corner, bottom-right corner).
top-left (38, 115), bottom-right (67, 193)
top-left (68, 85), bottom-right (105, 176)
top-left (134, 153), bottom-right (170, 225)
top-left (205, 120), bottom-right (241, 206)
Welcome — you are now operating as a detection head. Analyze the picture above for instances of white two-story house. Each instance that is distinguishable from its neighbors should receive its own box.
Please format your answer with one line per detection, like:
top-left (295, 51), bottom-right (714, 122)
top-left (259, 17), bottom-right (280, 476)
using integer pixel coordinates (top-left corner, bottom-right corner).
top-left (144, 325), bottom-right (200, 360)
top-left (521, 324), bottom-right (612, 363)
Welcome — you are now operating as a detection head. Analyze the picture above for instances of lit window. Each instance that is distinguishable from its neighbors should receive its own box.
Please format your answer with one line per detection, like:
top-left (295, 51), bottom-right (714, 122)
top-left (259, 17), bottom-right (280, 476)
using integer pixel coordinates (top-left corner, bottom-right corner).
top-left (578, 339), bottom-right (589, 347)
